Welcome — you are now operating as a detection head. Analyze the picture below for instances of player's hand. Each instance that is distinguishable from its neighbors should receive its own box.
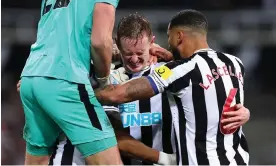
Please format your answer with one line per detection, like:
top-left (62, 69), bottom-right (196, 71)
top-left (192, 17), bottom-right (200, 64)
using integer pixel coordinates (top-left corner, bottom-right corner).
top-left (157, 152), bottom-right (176, 165)
top-left (17, 80), bottom-right (21, 92)
top-left (149, 55), bottom-right (158, 65)
top-left (221, 104), bottom-right (250, 130)
top-left (96, 64), bottom-right (129, 87)
top-left (110, 67), bottom-right (129, 84)
top-left (112, 43), bottom-right (121, 62)
top-left (149, 43), bottom-right (173, 64)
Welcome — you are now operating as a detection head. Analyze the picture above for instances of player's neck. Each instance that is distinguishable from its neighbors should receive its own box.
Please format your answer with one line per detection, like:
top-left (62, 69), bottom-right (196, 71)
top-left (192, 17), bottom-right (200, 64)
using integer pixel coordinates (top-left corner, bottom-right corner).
top-left (125, 65), bottom-right (151, 74)
top-left (183, 40), bottom-right (209, 58)
top-left (193, 42), bottom-right (209, 54)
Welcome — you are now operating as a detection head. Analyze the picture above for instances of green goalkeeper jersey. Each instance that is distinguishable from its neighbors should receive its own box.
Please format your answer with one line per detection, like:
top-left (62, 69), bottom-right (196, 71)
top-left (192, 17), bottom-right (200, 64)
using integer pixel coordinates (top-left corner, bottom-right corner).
top-left (21, 0), bottom-right (119, 84)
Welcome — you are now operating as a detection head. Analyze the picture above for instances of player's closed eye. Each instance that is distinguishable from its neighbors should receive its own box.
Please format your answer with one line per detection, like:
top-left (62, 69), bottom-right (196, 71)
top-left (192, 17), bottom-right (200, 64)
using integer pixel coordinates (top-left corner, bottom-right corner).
top-left (136, 52), bottom-right (144, 56)
top-left (124, 52), bottom-right (133, 56)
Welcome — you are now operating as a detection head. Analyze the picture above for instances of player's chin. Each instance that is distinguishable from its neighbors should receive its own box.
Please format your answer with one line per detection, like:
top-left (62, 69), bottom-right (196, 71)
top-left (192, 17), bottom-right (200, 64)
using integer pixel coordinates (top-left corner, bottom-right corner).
top-left (127, 65), bottom-right (143, 73)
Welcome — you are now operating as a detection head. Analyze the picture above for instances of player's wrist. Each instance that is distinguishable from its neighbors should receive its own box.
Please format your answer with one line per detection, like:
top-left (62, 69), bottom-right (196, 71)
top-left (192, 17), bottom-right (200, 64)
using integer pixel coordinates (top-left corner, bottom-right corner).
top-left (95, 75), bottom-right (111, 87)
top-left (157, 152), bottom-right (176, 165)
top-left (95, 75), bottom-right (110, 81)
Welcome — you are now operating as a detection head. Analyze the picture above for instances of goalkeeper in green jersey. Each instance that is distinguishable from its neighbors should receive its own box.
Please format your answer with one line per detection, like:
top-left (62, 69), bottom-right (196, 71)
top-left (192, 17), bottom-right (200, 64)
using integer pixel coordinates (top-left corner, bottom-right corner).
top-left (19, 0), bottom-right (122, 165)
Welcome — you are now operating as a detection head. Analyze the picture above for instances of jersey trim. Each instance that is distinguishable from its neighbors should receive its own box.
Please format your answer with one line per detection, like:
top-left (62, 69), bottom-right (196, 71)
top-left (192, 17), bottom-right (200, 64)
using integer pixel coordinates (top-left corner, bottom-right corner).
top-left (146, 76), bottom-right (159, 94)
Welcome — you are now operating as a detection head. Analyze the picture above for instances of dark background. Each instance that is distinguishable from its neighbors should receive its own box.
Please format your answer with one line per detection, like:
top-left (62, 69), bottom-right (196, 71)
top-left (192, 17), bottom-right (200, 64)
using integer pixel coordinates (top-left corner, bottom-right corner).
top-left (1, 0), bottom-right (264, 9)
top-left (2, 0), bottom-right (276, 164)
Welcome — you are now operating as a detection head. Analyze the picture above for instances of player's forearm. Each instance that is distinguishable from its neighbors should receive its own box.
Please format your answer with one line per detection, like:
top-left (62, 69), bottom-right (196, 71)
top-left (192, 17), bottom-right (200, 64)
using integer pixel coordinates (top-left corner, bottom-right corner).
top-left (95, 77), bottom-right (156, 105)
top-left (91, 3), bottom-right (115, 78)
top-left (91, 37), bottom-right (113, 78)
top-left (115, 131), bottom-right (159, 163)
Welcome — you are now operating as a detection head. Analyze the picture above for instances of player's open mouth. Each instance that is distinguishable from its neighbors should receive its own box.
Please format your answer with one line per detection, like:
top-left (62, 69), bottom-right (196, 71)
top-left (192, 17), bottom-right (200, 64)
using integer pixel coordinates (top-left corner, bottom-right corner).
top-left (129, 62), bottom-right (142, 68)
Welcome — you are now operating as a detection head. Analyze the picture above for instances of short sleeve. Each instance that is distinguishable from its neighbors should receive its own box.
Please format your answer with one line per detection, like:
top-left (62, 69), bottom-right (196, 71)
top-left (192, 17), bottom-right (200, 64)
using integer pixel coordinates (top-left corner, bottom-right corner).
top-left (95, 0), bottom-right (119, 8)
top-left (146, 59), bottom-right (195, 94)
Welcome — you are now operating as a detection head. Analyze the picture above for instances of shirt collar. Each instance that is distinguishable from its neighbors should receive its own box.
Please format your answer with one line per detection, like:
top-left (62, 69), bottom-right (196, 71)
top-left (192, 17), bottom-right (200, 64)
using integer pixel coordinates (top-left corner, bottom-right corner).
top-left (126, 65), bottom-right (151, 76)
top-left (194, 48), bottom-right (213, 54)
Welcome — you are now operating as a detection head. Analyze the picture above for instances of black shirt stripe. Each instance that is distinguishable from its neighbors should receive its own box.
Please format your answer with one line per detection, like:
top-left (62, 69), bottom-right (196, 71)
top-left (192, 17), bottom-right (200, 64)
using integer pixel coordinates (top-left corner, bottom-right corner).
top-left (235, 58), bottom-right (245, 77)
top-left (217, 52), bottom-right (246, 165)
top-left (174, 129), bottom-right (180, 166)
top-left (198, 52), bottom-right (230, 165)
top-left (121, 156), bottom-right (132, 165)
top-left (161, 92), bottom-right (173, 154)
top-left (61, 139), bottom-right (75, 165)
top-left (139, 69), bottom-right (153, 165)
top-left (240, 134), bottom-right (249, 153)
top-left (167, 71), bottom-right (193, 93)
top-left (191, 64), bottom-right (209, 165)
top-left (174, 96), bottom-right (189, 165)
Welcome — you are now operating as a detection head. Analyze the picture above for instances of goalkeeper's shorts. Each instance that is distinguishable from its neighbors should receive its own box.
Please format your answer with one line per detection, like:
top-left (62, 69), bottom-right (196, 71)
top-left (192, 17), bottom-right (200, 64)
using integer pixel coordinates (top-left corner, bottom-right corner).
top-left (20, 76), bottom-right (117, 157)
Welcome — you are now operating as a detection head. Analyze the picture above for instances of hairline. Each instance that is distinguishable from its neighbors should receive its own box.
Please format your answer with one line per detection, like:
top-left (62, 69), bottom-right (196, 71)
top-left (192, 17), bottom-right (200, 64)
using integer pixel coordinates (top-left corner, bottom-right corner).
top-left (116, 32), bottom-right (152, 47)
top-left (169, 25), bottom-right (207, 35)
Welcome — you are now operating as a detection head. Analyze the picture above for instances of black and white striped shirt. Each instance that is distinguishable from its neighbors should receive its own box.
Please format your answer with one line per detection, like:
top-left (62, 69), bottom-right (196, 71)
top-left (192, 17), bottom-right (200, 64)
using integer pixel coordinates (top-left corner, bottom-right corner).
top-left (120, 63), bottom-right (176, 165)
top-left (49, 135), bottom-right (83, 165)
top-left (147, 48), bottom-right (249, 165)
top-left (49, 63), bottom-right (176, 165)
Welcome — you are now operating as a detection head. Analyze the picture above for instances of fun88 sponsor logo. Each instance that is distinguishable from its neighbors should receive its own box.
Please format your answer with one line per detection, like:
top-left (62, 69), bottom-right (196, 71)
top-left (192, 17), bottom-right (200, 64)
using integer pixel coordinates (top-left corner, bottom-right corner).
top-left (119, 103), bottom-right (136, 113)
top-left (121, 112), bottom-right (162, 127)
top-left (119, 103), bottom-right (162, 127)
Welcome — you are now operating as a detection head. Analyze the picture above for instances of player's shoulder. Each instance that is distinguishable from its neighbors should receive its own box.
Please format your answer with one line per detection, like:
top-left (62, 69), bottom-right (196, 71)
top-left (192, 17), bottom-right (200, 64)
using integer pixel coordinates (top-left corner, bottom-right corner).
top-left (153, 59), bottom-right (197, 74)
top-left (196, 49), bottom-right (244, 66)
top-left (222, 52), bottom-right (244, 66)
top-left (166, 57), bottom-right (197, 71)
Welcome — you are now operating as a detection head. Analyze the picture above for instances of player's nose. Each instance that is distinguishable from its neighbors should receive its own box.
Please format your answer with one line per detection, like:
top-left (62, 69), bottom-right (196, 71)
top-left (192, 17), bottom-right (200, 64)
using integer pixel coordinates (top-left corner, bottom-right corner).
top-left (129, 55), bottom-right (139, 63)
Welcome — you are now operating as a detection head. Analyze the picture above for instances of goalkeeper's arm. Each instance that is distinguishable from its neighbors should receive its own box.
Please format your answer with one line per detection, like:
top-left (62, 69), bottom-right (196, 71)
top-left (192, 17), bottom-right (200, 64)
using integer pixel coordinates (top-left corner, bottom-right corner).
top-left (91, 3), bottom-right (115, 78)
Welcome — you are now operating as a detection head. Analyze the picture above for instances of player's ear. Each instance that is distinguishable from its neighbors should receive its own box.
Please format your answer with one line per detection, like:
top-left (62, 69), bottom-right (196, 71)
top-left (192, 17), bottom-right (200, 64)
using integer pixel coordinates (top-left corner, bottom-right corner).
top-left (151, 35), bottom-right (156, 44)
top-left (176, 31), bottom-right (182, 45)
top-left (114, 36), bottom-right (119, 47)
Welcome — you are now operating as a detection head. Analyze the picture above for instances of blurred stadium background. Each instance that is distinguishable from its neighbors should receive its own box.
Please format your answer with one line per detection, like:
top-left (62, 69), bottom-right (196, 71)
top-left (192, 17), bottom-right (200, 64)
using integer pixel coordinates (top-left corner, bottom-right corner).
top-left (1, 0), bottom-right (276, 164)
